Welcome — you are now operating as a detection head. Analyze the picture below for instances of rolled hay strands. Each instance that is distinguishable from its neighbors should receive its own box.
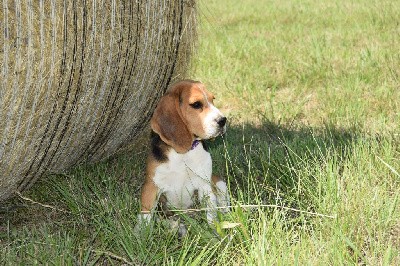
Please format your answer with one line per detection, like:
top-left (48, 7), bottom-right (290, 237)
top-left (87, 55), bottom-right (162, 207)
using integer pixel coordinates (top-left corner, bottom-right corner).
top-left (0, 0), bottom-right (197, 201)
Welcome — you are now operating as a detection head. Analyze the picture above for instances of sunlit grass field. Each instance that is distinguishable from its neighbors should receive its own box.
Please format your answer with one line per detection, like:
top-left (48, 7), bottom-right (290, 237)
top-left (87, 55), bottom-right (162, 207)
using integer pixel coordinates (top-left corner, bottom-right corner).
top-left (1, 0), bottom-right (399, 264)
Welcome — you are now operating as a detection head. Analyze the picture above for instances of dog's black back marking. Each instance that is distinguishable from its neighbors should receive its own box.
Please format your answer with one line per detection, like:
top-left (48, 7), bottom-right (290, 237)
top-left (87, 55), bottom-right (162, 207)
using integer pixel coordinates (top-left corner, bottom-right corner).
top-left (151, 131), bottom-right (168, 162)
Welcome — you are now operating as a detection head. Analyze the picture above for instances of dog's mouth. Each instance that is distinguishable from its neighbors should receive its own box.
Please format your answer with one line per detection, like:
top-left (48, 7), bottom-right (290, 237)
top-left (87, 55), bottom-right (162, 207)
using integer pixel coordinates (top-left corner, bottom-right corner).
top-left (208, 126), bottom-right (226, 140)
top-left (196, 130), bottom-right (225, 141)
top-left (217, 127), bottom-right (226, 137)
top-left (197, 123), bottom-right (227, 140)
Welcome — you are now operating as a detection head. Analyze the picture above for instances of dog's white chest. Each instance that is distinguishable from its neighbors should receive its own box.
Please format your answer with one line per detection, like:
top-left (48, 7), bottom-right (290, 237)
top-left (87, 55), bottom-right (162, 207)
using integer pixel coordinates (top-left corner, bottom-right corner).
top-left (153, 143), bottom-right (212, 209)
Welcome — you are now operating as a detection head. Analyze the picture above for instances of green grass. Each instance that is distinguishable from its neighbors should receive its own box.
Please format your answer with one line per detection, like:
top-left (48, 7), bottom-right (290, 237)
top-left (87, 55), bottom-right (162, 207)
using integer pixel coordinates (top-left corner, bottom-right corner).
top-left (1, 0), bottom-right (400, 264)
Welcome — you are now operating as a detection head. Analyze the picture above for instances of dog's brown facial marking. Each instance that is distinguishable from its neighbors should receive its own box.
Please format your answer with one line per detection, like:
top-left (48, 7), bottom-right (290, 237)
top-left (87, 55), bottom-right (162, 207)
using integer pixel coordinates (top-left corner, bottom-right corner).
top-left (151, 80), bottom-right (226, 153)
top-left (179, 83), bottom-right (215, 139)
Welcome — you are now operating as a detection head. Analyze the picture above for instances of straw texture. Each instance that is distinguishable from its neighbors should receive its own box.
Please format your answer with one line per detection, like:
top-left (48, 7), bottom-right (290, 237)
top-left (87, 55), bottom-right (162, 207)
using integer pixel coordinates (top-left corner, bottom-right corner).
top-left (0, 0), bottom-right (197, 201)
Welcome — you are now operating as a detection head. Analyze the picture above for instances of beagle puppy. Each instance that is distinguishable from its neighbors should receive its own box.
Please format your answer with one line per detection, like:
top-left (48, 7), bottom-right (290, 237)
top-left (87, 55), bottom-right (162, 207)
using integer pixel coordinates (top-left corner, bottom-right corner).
top-left (137, 80), bottom-right (230, 233)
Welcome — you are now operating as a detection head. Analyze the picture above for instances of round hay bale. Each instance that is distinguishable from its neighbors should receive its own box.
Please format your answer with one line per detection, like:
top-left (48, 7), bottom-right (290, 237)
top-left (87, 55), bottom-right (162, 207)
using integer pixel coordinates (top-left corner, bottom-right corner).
top-left (0, 0), bottom-right (197, 201)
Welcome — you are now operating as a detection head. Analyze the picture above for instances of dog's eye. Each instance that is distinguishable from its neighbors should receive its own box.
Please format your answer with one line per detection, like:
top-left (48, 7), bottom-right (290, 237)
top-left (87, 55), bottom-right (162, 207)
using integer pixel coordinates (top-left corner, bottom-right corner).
top-left (190, 101), bottom-right (203, 109)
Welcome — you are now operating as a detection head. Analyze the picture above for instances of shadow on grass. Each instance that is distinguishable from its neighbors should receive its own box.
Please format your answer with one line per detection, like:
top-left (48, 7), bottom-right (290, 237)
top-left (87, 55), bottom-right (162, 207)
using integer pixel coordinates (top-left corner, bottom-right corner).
top-left (207, 119), bottom-right (360, 212)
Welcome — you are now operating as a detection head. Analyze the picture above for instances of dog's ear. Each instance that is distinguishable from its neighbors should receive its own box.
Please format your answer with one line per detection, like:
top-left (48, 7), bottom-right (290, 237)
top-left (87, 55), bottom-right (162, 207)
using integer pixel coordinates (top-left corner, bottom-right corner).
top-left (150, 90), bottom-right (193, 153)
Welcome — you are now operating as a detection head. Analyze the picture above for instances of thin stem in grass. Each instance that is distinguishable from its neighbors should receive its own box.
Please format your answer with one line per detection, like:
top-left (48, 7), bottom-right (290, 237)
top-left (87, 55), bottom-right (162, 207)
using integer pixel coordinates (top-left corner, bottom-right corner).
top-left (15, 191), bottom-right (71, 214)
top-left (169, 204), bottom-right (336, 219)
top-left (377, 156), bottom-right (400, 178)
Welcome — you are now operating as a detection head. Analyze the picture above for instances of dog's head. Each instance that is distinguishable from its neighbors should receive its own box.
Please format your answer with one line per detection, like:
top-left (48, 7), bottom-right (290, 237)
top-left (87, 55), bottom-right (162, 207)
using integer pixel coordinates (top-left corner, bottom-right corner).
top-left (151, 80), bottom-right (226, 153)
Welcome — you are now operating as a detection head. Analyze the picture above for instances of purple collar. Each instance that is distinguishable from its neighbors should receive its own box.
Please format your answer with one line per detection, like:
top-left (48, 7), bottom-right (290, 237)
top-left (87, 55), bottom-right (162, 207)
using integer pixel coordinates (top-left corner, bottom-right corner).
top-left (191, 140), bottom-right (200, 150)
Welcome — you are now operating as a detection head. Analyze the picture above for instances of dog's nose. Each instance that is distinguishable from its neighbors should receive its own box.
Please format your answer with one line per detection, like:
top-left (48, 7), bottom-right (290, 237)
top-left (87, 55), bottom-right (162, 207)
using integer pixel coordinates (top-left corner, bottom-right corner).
top-left (217, 117), bottom-right (227, 127)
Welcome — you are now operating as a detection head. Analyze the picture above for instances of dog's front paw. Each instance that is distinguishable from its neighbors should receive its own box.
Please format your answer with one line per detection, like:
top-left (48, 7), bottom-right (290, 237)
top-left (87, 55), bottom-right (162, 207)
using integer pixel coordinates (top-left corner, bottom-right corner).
top-left (134, 213), bottom-right (152, 233)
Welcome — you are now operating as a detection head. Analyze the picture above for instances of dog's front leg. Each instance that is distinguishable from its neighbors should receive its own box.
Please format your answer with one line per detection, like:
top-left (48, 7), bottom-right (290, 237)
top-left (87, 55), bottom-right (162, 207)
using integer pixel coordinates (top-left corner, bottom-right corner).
top-left (212, 175), bottom-right (230, 213)
top-left (137, 180), bottom-right (159, 227)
